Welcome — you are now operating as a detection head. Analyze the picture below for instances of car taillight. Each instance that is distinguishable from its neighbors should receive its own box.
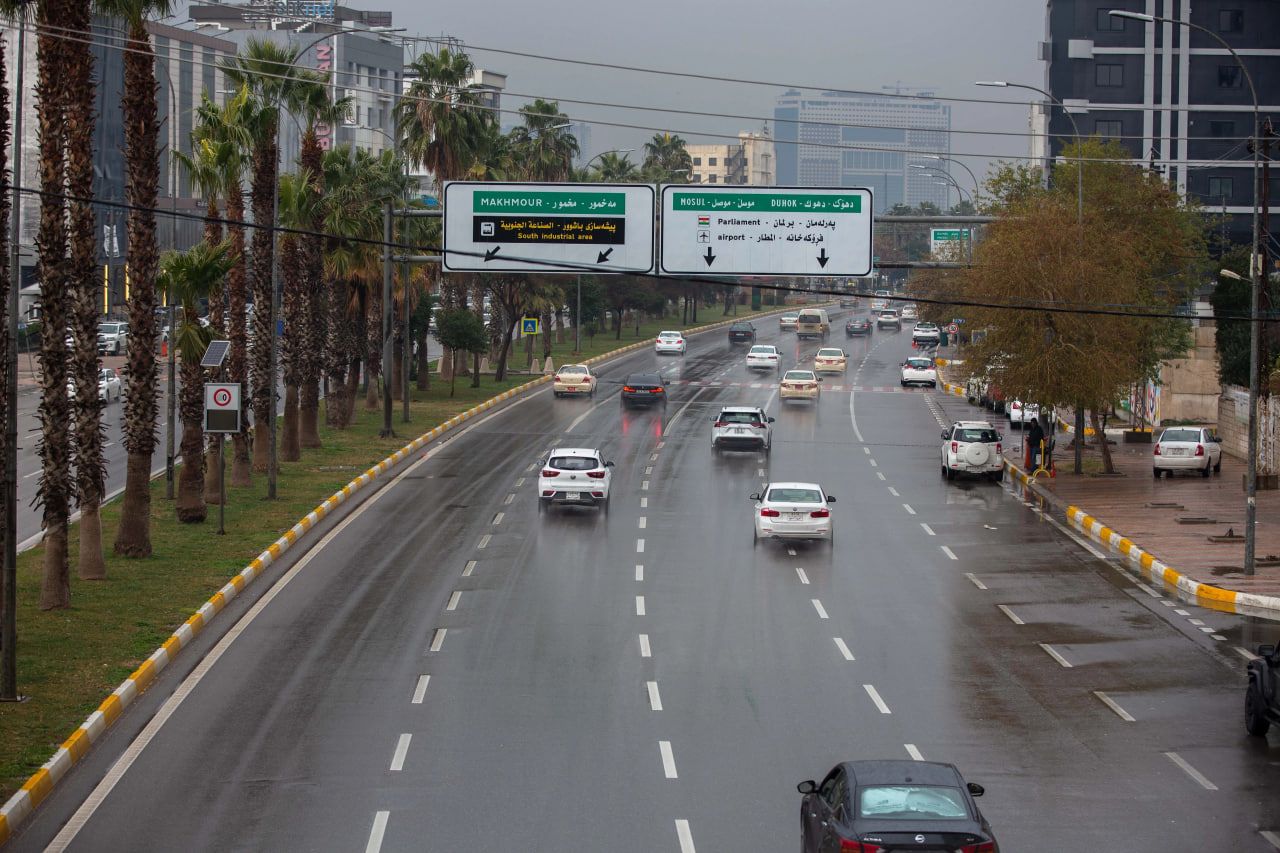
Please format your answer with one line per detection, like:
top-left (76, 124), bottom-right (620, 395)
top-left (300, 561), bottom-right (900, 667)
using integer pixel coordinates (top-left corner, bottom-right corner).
top-left (760, 508), bottom-right (780, 517)
top-left (840, 840), bottom-right (884, 852)
top-left (714, 421), bottom-right (727, 428)
top-left (1195, 444), bottom-right (1205, 456)
top-left (651, 387), bottom-right (663, 393)
top-left (749, 422), bottom-right (762, 428)
top-left (959, 843), bottom-right (996, 853)
top-left (676, 339), bottom-right (683, 344)
top-left (623, 386), bottom-right (636, 393)
top-left (951, 441), bottom-right (958, 453)
top-left (542, 490), bottom-right (555, 497)
top-left (591, 491), bottom-right (604, 498)
top-left (810, 508), bottom-right (830, 518)
top-left (1153, 444), bottom-right (1161, 456)
top-left (996, 442), bottom-right (1002, 454)
top-left (587, 471), bottom-right (606, 479)
top-left (541, 470), bottom-right (559, 478)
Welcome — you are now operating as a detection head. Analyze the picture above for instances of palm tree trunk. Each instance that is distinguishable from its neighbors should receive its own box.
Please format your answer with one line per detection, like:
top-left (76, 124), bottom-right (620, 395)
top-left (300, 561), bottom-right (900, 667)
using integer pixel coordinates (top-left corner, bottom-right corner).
top-left (280, 235), bottom-right (302, 462)
top-left (325, 279), bottom-right (349, 429)
top-left (176, 357), bottom-right (207, 522)
top-left (250, 127), bottom-right (277, 474)
top-left (365, 282), bottom-right (381, 410)
top-left (226, 187), bottom-right (252, 486)
top-left (494, 320), bottom-right (516, 382)
top-left (299, 129), bottom-right (325, 447)
top-left (0, 29), bottom-right (12, 558)
top-left (203, 199), bottom-right (225, 504)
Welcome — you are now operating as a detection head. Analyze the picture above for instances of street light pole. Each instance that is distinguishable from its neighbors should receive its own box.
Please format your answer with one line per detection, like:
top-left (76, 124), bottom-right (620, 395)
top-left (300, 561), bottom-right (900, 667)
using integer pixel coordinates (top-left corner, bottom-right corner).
top-left (1111, 8), bottom-right (1263, 576)
top-left (575, 148), bottom-right (634, 354)
top-left (926, 154), bottom-right (980, 200)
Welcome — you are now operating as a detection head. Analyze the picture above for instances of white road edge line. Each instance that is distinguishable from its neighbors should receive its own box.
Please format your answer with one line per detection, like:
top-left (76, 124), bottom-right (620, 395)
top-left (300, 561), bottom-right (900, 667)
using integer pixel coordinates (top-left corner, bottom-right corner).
top-left (1039, 642), bottom-right (1072, 668)
top-left (389, 733), bottom-right (412, 771)
top-left (965, 573), bottom-right (987, 589)
top-left (366, 811), bottom-right (390, 853)
top-left (1093, 691), bottom-right (1135, 722)
top-left (675, 819), bottom-right (697, 853)
top-left (997, 604), bottom-right (1024, 625)
top-left (1164, 752), bottom-right (1218, 790)
top-left (647, 681), bottom-right (663, 711)
top-left (834, 637), bottom-right (855, 661)
top-left (812, 599), bottom-right (829, 619)
top-left (411, 675), bottom-right (430, 704)
top-left (660, 740), bottom-right (678, 778)
top-left (904, 743), bottom-right (924, 761)
top-left (795, 567), bottom-right (810, 585)
top-left (639, 634), bottom-right (652, 657)
top-left (863, 684), bottom-right (892, 714)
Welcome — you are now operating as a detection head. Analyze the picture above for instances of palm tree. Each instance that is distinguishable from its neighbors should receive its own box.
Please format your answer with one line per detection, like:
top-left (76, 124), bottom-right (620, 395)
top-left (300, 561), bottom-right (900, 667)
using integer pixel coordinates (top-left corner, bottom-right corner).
top-left (276, 171), bottom-right (316, 459)
top-left (159, 243), bottom-right (234, 522)
top-left (590, 151), bottom-right (640, 183)
top-left (642, 132), bottom-right (692, 183)
top-left (509, 100), bottom-right (579, 182)
top-left (0, 3), bottom-right (13, 587)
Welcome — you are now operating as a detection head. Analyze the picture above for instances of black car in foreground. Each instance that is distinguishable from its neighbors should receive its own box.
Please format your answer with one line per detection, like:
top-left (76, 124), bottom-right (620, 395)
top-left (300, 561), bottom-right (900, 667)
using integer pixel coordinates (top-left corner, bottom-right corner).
top-left (1246, 641), bottom-right (1280, 736)
top-left (845, 317), bottom-right (873, 336)
top-left (619, 372), bottom-right (668, 407)
top-left (728, 321), bottom-right (756, 344)
top-left (798, 760), bottom-right (997, 852)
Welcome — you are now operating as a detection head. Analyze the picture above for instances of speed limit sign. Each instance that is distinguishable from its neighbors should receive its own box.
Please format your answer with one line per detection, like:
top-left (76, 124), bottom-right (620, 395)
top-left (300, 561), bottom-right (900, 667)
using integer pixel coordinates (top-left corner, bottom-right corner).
top-left (204, 382), bottom-right (241, 433)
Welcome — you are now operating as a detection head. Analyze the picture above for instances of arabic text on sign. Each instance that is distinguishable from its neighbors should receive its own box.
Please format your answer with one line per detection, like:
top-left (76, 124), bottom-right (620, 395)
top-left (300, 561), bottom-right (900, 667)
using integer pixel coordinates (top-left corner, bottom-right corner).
top-left (473, 216), bottom-right (627, 245)
top-left (671, 192), bottom-right (865, 214)
top-left (473, 191), bottom-right (626, 214)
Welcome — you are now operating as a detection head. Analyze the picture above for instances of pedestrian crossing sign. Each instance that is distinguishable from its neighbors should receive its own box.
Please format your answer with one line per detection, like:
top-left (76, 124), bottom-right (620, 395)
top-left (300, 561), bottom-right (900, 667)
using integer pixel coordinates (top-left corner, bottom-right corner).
top-left (521, 317), bottom-right (540, 336)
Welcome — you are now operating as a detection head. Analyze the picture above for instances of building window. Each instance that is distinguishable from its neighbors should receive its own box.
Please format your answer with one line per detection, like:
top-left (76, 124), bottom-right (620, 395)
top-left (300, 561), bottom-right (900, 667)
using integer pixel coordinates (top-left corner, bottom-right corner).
top-left (1218, 9), bottom-right (1243, 32)
top-left (709, 157), bottom-right (717, 166)
top-left (1097, 8), bottom-right (1124, 30)
top-left (1095, 120), bottom-right (1122, 139)
top-left (1209, 120), bottom-right (1235, 138)
top-left (708, 174), bottom-right (717, 183)
top-left (1208, 177), bottom-right (1233, 198)
top-left (691, 174), bottom-right (702, 183)
top-left (1095, 64), bottom-right (1123, 87)
top-left (692, 157), bottom-right (701, 166)
top-left (1219, 65), bottom-right (1243, 88)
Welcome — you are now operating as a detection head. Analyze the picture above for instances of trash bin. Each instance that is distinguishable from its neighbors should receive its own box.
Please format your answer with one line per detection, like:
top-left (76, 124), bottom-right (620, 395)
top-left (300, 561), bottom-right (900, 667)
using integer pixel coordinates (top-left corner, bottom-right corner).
top-left (939, 331), bottom-right (949, 347)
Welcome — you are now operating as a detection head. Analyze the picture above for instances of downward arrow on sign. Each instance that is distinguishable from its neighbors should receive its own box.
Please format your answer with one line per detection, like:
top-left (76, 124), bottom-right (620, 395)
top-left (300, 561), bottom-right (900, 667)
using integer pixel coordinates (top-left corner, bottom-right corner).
top-left (484, 247), bottom-right (501, 262)
top-left (597, 248), bottom-right (613, 264)
top-left (817, 248), bottom-right (830, 268)
top-left (703, 247), bottom-right (716, 267)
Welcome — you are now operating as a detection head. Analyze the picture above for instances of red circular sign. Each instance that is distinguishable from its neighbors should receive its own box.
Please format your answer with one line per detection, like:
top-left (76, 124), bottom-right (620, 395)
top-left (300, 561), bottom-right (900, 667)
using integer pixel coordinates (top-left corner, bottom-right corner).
top-left (213, 388), bottom-right (233, 407)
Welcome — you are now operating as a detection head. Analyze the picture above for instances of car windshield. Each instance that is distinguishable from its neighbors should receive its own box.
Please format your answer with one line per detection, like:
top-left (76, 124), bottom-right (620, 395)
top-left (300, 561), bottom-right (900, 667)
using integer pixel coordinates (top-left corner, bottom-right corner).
top-left (817, 349), bottom-right (843, 358)
top-left (1160, 429), bottom-right (1202, 443)
top-left (906, 358), bottom-right (933, 369)
top-left (783, 371), bottom-right (815, 381)
top-left (98, 323), bottom-right (122, 333)
top-left (955, 428), bottom-right (998, 442)
top-left (718, 411), bottom-right (762, 425)
top-left (548, 456), bottom-right (599, 471)
top-left (858, 786), bottom-right (968, 820)
top-left (750, 346), bottom-right (777, 354)
top-left (766, 487), bottom-right (823, 503)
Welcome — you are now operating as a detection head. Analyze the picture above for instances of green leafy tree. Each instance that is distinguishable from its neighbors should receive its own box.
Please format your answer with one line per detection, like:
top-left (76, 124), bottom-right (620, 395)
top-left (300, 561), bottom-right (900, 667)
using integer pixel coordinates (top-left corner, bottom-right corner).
top-left (1211, 246), bottom-right (1252, 387)
top-left (589, 151), bottom-right (640, 182)
top-left (432, 308), bottom-right (488, 397)
top-left (642, 132), bottom-right (692, 183)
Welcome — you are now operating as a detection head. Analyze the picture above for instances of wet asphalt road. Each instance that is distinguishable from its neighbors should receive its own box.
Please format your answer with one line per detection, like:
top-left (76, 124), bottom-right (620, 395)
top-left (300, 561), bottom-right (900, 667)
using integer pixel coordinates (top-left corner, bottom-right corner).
top-left (12, 310), bottom-right (1280, 852)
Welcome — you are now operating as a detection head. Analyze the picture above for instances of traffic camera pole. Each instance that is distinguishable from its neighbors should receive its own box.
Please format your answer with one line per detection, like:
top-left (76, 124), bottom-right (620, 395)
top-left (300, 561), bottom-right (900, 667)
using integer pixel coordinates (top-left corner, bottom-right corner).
top-left (381, 202), bottom-right (394, 438)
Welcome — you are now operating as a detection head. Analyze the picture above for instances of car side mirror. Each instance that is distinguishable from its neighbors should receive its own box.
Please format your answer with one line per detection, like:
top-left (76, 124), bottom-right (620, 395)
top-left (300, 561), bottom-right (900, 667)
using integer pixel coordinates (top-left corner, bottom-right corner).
top-left (826, 495), bottom-right (836, 502)
top-left (817, 378), bottom-right (823, 383)
top-left (748, 493), bottom-right (761, 501)
top-left (767, 417), bottom-right (776, 423)
top-left (941, 430), bottom-right (950, 440)
top-left (967, 782), bottom-right (985, 798)
top-left (605, 461), bottom-right (615, 468)
top-left (1258, 644), bottom-right (1277, 658)
top-left (1213, 437), bottom-right (1223, 443)
top-left (997, 433), bottom-right (1005, 442)
top-left (797, 780), bottom-right (817, 795)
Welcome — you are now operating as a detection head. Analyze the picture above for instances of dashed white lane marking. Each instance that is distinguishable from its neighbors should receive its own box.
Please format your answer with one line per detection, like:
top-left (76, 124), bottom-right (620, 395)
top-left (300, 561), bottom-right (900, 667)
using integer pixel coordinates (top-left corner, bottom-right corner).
top-left (904, 743), bottom-right (924, 761)
top-left (411, 675), bottom-right (431, 704)
top-left (514, 477), bottom-right (525, 487)
top-left (642, 480), bottom-right (650, 490)
top-left (429, 629), bottom-right (447, 653)
top-left (636, 595), bottom-right (646, 616)
top-left (787, 547), bottom-right (797, 556)
top-left (645, 466), bottom-right (653, 475)
top-left (503, 493), bottom-right (514, 505)
top-left (834, 638), bottom-right (855, 661)
top-left (446, 591), bottom-right (461, 612)
top-left (389, 733), bottom-right (412, 772)
top-left (757, 467), bottom-right (766, 477)
top-left (636, 564), bottom-right (644, 582)
top-left (676, 819), bottom-right (696, 853)
top-left (365, 811), bottom-right (390, 853)
top-left (863, 447), bottom-right (871, 455)
top-left (920, 523), bottom-right (935, 536)
top-left (869, 459), bottom-right (878, 467)
top-left (638, 516), bottom-right (647, 529)
top-left (492, 512), bottom-right (504, 526)
top-left (887, 487), bottom-right (900, 497)
top-left (639, 634), bottom-right (652, 657)
top-left (997, 604), bottom-right (1024, 625)
top-left (640, 497), bottom-right (648, 508)
top-left (863, 684), bottom-right (892, 714)
top-left (1093, 691), bottom-right (1135, 721)
top-left (647, 681), bottom-right (664, 711)
top-left (22, 470), bottom-right (38, 479)
top-left (902, 503), bottom-right (916, 515)
top-left (940, 545), bottom-right (958, 560)
top-left (1188, 618), bottom-right (1205, 626)
top-left (876, 472), bottom-right (886, 481)
top-left (650, 452), bottom-right (659, 462)
top-left (1237, 646), bottom-right (1260, 661)
top-left (637, 538), bottom-right (646, 553)
top-left (478, 534), bottom-right (491, 549)
top-left (965, 573), bottom-right (987, 590)
top-left (462, 560), bottom-right (476, 577)
top-left (1174, 608), bottom-right (1190, 616)
top-left (812, 599), bottom-right (829, 619)
top-left (659, 741), bottom-right (678, 778)
top-left (1259, 829), bottom-right (1280, 849)
top-left (795, 567), bottom-right (810, 585)
top-left (1212, 634), bottom-right (1227, 641)
top-left (1039, 643), bottom-right (1072, 668)
top-left (1164, 752), bottom-right (1218, 790)
top-left (525, 463), bottom-right (535, 473)
top-left (1161, 600), bottom-right (1176, 607)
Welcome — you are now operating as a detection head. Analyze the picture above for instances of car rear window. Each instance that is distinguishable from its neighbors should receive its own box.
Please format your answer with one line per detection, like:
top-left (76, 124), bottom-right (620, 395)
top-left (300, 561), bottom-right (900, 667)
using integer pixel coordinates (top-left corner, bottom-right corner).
top-left (955, 428), bottom-right (998, 442)
top-left (558, 365), bottom-right (588, 375)
top-left (858, 786), bottom-right (968, 820)
top-left (658, 332), bottom-right (680, 339)
top-left (797, 313), bottom-right (822, 322)
top-left (906, 358), bottom-right (933, 368)
top-left (817, 349), bottom-right (843, 357)
top-left (1160, 429), bottom-right (1201, 443)
top-left (750, 346), bottom-right (776, 354)
top-left (783, 371), bottom-right (815, 381)
top-left (549, 456), bottom-right (599, 471)
top-left (627, 374), bottom-right (662, 385)
top-left (730, 323), bottom-right (752, 331)
top-left (766, 487), bottom-right (823, 503)
top-left (718, 411), bottom-right (762, 424)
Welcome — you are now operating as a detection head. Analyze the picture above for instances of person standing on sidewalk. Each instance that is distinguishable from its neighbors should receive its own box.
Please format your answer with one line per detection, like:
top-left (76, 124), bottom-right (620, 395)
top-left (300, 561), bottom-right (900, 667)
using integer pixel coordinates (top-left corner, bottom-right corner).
top-left (1027, 415), bottom-right (1046, 469)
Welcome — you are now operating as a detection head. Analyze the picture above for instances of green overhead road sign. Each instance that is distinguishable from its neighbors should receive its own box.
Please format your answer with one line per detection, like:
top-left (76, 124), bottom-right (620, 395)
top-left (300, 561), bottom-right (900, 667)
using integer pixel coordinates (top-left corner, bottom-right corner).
top-left (930, 228), bottom-right (972, 256)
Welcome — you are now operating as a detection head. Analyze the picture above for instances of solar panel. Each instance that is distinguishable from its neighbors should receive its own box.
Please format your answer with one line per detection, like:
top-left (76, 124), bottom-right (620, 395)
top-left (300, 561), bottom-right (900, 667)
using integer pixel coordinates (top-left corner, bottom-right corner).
top-left (200, 339), bottom-right (231, 369)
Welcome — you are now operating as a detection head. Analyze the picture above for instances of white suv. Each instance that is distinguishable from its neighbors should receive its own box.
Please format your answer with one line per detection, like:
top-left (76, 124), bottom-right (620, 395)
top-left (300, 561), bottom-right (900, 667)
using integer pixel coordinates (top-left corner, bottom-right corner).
top-left (911, 322), bottom-right (940, 344)
top-left (941, 421), bottom-right (1004, 482)
top-left (654, 330), bottom-right (686, 355)
top-left (538, 448), bottom-right (614, 510)
top-left (711, 406), bottom-right (773, 453)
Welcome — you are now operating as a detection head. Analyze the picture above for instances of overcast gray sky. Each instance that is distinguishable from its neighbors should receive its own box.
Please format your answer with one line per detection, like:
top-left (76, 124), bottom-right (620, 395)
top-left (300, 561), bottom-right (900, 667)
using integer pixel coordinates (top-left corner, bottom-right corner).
top-left (380, 0), bottom-right (1046, 187)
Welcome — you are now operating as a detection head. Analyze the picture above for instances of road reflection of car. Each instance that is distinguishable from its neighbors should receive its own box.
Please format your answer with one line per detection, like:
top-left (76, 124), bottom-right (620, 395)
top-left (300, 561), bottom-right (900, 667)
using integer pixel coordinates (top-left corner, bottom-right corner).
top-left (67, 368), bottom-right (122, 402)
top-left (876, 310), bottom-right (901, 330)
top-left (537, 448), bottom-right (613, 511)
top-left (750, 482), bottom-right (835, 545)
top-left (654, 330), bottom-right (686, 355)
top-left (746, 344), bottom-right (781, 371)
top-left (780, 369), bottom-right (821, 402)
top-left (813, 347), bottom-right (847, 374)
top-left (798, 761), bottom-right (997, 853)
top-left (779, 314), bottom-right (799, 331)
top-left (942, 421), bottom-right (1004, 482)
top-left (1154, 426), bottom-right (1222, 478)
top-left (1246, 641), bottom-right (1280, 736)
top-left (552, 364), bottom-right (596, 398)
top-left (620, 372), bottom-right (667, 407)
top-left (728, 321), bottom-right (757, 344)
top-left (711, 405), bottom-right (773, 453)
top-left (900, 356), bottom-right (937, 387)
top-left (911, 321), bottom-right (940, 344)
top-left (845, 317), bottom-right (873, 337)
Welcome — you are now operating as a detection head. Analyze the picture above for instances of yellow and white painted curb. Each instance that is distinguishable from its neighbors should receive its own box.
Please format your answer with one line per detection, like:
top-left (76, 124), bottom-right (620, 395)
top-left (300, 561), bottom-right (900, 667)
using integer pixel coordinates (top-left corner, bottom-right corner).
top-left (0, 304), bottom-right (810, 846)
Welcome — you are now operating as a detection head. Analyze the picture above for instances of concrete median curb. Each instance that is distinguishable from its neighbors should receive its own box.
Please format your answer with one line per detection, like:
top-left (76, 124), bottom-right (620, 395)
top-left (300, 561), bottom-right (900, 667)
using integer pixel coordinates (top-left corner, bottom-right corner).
top-left (0, 303), bottom-right (808, 846)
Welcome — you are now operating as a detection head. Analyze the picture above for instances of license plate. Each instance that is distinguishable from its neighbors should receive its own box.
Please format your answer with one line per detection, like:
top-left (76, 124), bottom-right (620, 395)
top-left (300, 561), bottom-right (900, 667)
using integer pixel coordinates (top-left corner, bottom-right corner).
top-left (568, 386), bottom-right (578, 391)
top-left (731, 428), bottom-right (744, 434)
top-left (1168, 448), bottom-right (1187, 456)
top-left (564, 492), bottom-right (579, 500)
top-left (786, 512), bottom-right (805, 520)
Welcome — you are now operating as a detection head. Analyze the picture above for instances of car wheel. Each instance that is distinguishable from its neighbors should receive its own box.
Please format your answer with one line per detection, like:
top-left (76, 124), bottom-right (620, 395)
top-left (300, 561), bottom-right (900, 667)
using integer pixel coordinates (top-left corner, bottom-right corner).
top-left (1245, 681), bottom-right (1272, 736)
top-left (752, 526), bottom-right (759, 547)
top-left (1201, 460), bottom-right (1211, 478)
top-left (1153, 468), bottom-right (1162, 479)
top-left (945, 465), bottom-right (955, 481)
top-left (991, 469), bottom-right (1005, 483)
top-left (1213, 456), bottom-right (1222, 474)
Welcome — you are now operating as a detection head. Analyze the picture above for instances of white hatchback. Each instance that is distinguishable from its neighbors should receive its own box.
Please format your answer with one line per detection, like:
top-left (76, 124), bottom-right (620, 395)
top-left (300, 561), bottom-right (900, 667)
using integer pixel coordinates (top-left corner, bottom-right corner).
top-left (751, 482), bottom-right (836, 545)
top-left (746, 344), bottom-right (782, 371)
top-left (538, 448), bottom-right (614, 510)
top-left (1154, 426), bottom-right (1222, 478)
top-left (900, 356), bottom-right (937, 387)
top-left (655, 330), bottom-right (687, 355)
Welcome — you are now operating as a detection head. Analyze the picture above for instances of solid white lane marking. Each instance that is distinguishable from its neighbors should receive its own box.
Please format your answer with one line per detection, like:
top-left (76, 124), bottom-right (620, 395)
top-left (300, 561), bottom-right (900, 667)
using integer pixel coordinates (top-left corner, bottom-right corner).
top-left (863, 684), bottom-right (891, 714)
top-left (676, 819), bottom-right (696, 853)
top-left (876, 472), bottom-right (886, 481)
top-left (640, 497), bottom-right (648, 508)
top-left (940, 545), bottom-right (958, 560)
top-left (660, 740), bottom-right (678, 778)
top-left (887, 487), bottom-right (900, 497)
top-left (636, 595), bottom-right (646, 616)
top-left (997, 604), bottom-right (1024, 625)
top-left (834, 638), bottom-right (855, 661)
top-left (22, 470), bottom-right (38, 479)
top-left (848, 377), bottom-right (864, 442)
top-left (446, 591), bottom-right (461, 612)
top-left (462, 560), bottom-right (476, 577)
top-left (492, 512), bottom-right (504, 525)
top-left (429, 629), bottom-right (447, 652)
top-left (639, 634), bottom-right (652, 657)
top-left (411, 675), bottom-right (430, 705)
top-left (795, 567), bottom-right (810, 585)
top-left (389, 733), bottom-right (412, 771)
top-left (366, 811), bottom-right (390, 853)
top-left (636, 564), bottom-right (644, 582)
top-left (637, 538), bottom-right (645, 553)
top-left (812, 599), bottom-right (829, 619)
top-left (647, 681), bottom-right (663, 711)
top-left (503, 493), bottom-right (514, 505)
top-left (902, 503), bottom-right (916, 515)
top-left (920, 523), bottom-right (935, 536)
top-left (904, 743), bottom-right (924, 761)
top-left (1164, 752), bottom-right (1217, 790)
top-left (478, 534), bottom-right (491, 549)
top-left (965, 573), bottom-right (987, 589)
top-left (1259, 830), bottom-right (1280, 849)
top-left (638, 516), bottom-right (647, 529)
top-left (642, 480), bottom-right (649, 490)
top-left (1237, 646), bottom-right (1260, 661)
top-left (1093, 691), bottom-right (1135, 721)
top-left (1039, 643), bottom-right (1072, 668)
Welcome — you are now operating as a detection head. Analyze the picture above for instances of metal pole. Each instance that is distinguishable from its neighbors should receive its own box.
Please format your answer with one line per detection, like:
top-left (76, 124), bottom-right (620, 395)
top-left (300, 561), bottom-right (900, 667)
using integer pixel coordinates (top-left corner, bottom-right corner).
top-left (217, 435), bottom-right (225, 535)
top-left (401, 259), bottom-right (410, 422)
top-left (380, 201), bottom-right (393, 437)
top-left (267, 104), bottom-right (281, 499)
top-left (162, 59), bottom-right (177, 501)
top-left (3, 15), bottom-right (27, 701)
top-left (575, 274), bottom-right (581, 354)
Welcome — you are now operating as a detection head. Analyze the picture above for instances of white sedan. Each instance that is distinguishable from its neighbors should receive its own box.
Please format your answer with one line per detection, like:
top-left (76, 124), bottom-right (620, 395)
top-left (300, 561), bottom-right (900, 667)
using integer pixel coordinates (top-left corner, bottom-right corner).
top-left (654, 330), bottom-right (687, 355)
top-left (813, 347), bottom-right (848, 374)
top-left (538, 448), bottom-right (614, 510)
top-left (900, 356), bottom-right (937, 387)
top-left (746, 344), bottom-right (781, 371)
top-left (751, 482), bottom-right (836, 545)
top-left (1154, 426), bottom-right (1222, 478)
top-left (553, 364), bottom-right (597, 397)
